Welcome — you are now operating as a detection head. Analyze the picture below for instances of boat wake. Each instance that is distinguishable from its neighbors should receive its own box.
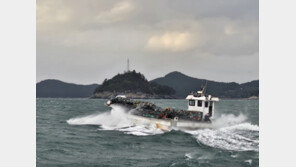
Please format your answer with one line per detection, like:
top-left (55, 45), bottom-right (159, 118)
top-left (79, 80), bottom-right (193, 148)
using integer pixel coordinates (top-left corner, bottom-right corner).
top-left (185, 123), bottom-right (259, 152)
top-left (67, 106), bottom-right (259, 151)
top-left (184, 114), bottom-right (259, 152)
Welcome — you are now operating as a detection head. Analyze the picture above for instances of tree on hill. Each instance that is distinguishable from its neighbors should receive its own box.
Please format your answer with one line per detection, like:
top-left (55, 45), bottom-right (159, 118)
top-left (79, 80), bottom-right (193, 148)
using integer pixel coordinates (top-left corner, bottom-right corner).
top-left (94, 70), bottom-right (175, 96)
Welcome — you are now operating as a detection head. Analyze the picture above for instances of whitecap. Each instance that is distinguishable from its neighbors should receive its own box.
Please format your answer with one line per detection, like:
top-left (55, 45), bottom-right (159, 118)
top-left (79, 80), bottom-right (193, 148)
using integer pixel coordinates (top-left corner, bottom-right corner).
top-left (185, 153), bottom-right (193, 160)
top-left (245, 159), bottom-right (252, 165)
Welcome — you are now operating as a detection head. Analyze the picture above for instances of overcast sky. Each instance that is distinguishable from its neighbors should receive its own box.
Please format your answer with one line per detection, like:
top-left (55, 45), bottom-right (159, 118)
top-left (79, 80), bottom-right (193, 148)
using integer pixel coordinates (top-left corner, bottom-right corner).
top-left (37, 0), bottom-right (258, 84)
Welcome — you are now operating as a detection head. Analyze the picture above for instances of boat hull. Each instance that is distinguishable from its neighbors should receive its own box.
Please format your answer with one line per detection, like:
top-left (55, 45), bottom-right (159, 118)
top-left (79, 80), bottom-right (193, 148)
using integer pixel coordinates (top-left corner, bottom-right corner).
top-left (126, 114), bottom-right (212, 131)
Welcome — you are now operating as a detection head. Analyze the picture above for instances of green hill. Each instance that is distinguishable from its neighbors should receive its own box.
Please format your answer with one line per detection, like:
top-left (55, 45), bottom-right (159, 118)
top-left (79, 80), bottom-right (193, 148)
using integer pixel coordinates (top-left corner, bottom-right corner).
top-left (92, 70), bottom-right (175, 98)
top-left (151, 71), bottom-right (259, 98)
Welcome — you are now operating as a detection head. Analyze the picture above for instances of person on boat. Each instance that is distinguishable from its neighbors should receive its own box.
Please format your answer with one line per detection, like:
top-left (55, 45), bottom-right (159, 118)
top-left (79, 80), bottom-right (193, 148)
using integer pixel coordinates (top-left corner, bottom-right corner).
top-left (204, 113), bottom-right (211, 122)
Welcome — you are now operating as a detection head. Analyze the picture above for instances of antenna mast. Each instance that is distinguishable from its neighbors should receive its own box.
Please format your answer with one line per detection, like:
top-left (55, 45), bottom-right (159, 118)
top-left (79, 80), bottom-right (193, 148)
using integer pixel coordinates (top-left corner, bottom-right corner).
top-left (127, 58), bottom-right (130, 72)
top-left (204, 80), bottom-right (208, 94)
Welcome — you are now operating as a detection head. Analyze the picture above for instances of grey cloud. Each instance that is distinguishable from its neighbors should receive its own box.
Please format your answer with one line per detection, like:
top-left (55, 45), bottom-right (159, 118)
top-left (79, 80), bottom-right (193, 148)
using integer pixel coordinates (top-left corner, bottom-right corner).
top-left (37, 0), bottom-right (258, 84)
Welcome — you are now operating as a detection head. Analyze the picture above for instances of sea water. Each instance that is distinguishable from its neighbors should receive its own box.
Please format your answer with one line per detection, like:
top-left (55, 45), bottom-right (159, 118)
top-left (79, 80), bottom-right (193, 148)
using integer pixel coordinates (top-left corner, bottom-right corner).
top-left (37, 98), bottom-right (259, 167)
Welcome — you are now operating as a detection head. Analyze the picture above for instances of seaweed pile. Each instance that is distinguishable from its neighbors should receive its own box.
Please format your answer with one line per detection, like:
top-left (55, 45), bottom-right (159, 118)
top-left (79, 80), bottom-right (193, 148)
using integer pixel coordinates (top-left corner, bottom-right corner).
top-left (107, 98), bottom-right (208, 122)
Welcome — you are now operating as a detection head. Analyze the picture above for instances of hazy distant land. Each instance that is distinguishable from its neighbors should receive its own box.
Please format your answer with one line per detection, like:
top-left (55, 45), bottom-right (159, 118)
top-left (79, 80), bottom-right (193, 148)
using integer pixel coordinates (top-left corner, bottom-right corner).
top-left (36, 79), bottom-right (98, 98)
top-left (36, 71), bottom-right (258, 99)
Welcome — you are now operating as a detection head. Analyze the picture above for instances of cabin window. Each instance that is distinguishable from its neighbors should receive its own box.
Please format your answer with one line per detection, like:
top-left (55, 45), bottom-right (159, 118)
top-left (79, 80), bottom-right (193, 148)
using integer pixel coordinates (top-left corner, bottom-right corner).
top-left (197, 100), bottom-right (203, 107)
top-left (205, 101), bottom-right (208, 107)
top-left (189, 100), bottom-right (195, 106)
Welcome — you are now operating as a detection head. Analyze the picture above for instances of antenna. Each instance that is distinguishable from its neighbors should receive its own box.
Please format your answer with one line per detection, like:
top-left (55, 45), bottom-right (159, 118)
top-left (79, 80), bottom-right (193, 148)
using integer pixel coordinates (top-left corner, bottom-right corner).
top-left (127, 58), bottom-right (130, 72)
top-left (204, 80), bottom-right (208, 94)
top-left (200, 80), bottom-right (208, 95)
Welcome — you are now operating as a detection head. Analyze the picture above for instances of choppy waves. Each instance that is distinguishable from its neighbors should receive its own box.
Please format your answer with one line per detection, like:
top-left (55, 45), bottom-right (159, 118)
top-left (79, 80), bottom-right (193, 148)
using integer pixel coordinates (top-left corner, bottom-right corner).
top-left (67, 105), bottom-right (259, 151)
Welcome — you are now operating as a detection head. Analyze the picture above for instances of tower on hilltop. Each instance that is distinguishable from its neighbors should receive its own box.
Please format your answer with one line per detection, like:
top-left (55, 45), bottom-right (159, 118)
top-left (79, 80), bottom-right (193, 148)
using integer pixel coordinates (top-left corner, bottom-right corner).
top-left (125, 58), bottom-right (130, 73)
top-left (124, 59), bottom-right (130, 73)
top-left (127, 58), bottom-right (130, 72)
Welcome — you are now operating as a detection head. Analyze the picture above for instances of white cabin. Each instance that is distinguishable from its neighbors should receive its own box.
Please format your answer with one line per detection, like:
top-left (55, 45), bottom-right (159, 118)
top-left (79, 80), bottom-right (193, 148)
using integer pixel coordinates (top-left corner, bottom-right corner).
top-left (185, 90), bottom-right (219, 120)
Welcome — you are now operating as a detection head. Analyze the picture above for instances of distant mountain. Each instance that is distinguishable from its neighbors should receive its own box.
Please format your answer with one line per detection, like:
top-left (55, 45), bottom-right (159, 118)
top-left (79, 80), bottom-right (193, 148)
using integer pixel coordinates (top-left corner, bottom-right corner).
top-left (151, 71), bottom-right (259, 98)
top-left (37, 71), bottom-right (258, 99)
top-left (37, 79), bottom-right (98, 98)
top-left (92, 70), bottom-right (175, 99)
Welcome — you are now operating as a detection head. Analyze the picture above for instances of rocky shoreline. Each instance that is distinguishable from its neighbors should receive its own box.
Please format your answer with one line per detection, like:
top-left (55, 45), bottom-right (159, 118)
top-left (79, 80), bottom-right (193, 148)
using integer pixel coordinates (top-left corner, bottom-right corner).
top-left (91, 91), bottom-right (175, 99)
top-left (91, 92), bottom-right (259, 100)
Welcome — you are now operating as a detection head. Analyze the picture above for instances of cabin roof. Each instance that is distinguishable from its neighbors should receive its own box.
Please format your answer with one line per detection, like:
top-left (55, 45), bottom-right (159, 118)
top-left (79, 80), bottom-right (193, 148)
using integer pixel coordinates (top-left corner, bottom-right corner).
top-left (185, 95), bottom-right (219, 101)
top-left (116, 95), bottom-right (127, 98)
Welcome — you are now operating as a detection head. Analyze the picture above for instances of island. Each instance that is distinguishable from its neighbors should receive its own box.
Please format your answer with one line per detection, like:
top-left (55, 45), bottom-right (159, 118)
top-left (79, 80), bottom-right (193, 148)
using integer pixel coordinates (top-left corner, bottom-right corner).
top-left (91, 70), bottom-right (175, 99)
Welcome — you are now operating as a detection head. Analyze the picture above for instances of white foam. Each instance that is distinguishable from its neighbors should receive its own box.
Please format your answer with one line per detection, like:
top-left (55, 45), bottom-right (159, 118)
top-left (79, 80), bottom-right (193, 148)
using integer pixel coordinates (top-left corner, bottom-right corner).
top-left (185, 153), bottom-right (193, 160)
top-left (184, 114), bottom-right (259, 152)
top-left (119, 124), bottom-right (164, 136)
top-left (67, 105), bottom-right (132, 128)
top-left (222, 122), bottom-right (259, 132)
top-left (68, 108), bottom-right (259, 151)
top-left (245, 159), bottom-right (253, 165)
top-left (231, 154), bottom-right (238, 158)
top-left (212, 113), bottom-right (247, 128)
top-left (185, 127), bottom-right (258, 151)
top-left (67, 105), bottom-right (165, 136)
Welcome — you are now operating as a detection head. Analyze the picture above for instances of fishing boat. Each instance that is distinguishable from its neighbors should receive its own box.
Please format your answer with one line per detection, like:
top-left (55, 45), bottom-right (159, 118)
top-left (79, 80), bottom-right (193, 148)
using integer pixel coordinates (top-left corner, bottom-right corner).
top-left (106, 86), bottom-right (219, 131)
